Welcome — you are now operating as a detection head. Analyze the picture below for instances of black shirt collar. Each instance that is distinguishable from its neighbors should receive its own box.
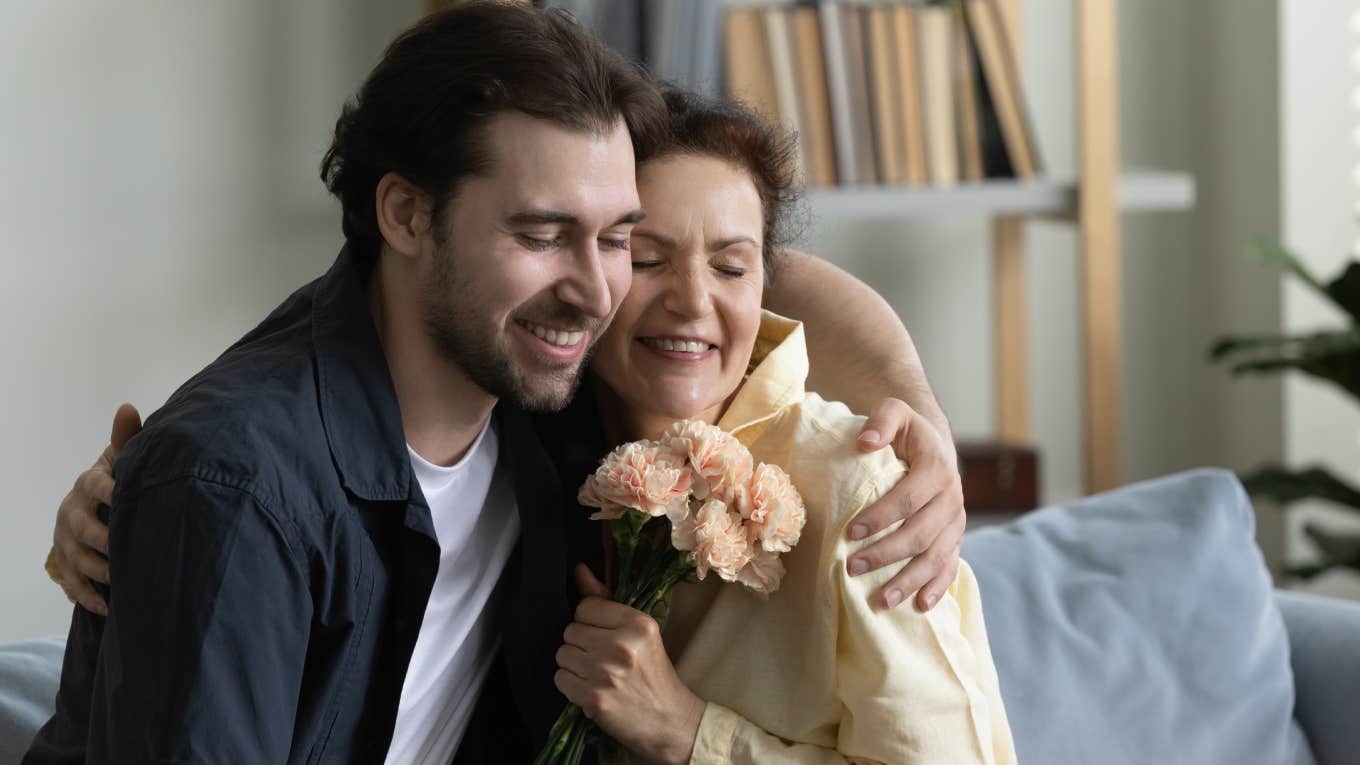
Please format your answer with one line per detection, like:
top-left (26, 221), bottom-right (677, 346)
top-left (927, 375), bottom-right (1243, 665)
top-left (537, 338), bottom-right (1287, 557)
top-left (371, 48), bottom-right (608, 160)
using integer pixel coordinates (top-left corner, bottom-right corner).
top-left (311, 244), bottom-right (414, 503)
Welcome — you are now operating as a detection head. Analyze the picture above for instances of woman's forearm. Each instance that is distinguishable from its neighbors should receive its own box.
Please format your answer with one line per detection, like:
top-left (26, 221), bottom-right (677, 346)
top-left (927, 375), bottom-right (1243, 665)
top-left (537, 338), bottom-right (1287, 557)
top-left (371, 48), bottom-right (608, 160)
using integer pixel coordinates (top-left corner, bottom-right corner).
top-left (765, 250), bottom-right (953, 443)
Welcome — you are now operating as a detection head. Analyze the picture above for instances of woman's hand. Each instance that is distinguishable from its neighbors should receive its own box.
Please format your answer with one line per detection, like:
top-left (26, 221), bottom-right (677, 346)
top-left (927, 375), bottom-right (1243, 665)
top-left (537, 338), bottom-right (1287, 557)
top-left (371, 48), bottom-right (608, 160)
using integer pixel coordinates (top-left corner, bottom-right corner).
top-left (47, 403), bottom-right (142, 615)
top-left (850, 398), bottom-right (966, 612)
top-left (555, 564), bottom-right (704, 765)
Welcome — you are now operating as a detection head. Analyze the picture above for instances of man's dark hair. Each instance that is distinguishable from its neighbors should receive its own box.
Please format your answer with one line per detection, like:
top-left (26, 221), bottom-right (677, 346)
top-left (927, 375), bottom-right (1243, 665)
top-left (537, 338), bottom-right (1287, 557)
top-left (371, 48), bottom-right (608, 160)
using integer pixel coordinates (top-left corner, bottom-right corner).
top-left (320, 1), bottom-right (666, 268)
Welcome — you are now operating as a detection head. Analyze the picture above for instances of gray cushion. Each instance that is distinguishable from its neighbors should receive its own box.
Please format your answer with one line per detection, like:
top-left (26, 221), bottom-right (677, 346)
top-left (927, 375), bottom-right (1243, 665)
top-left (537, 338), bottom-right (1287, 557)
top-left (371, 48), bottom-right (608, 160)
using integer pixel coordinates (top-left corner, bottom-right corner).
top-left (0, 635), bottom-right (64, 763)
top-left (1276, 589), bottom-right (1360, 765)
top-left (962, 468), bottom-right (1315, 765)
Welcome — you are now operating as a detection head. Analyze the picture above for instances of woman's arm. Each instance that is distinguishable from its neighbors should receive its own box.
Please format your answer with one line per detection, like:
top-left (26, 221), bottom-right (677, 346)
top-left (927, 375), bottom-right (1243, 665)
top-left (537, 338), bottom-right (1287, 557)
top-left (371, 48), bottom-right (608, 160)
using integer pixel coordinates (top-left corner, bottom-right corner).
top-left (766, 251), bottom-right (966, 613)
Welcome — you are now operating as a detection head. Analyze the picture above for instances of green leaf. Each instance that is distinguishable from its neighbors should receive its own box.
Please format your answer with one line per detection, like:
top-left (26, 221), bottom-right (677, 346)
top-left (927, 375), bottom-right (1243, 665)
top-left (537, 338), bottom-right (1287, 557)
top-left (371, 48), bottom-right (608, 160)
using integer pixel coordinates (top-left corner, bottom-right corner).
top-left (1248, 240), bottom-right (1330, 299)
top-left (1240, 465), bottom-right (1360, 511)
top-left (1323, 261), bottom-right (1360, 323)
top-left (1303, 521), bottom-right (1360, 565)
top-left (1209, 328), bottom-right (1360, 400)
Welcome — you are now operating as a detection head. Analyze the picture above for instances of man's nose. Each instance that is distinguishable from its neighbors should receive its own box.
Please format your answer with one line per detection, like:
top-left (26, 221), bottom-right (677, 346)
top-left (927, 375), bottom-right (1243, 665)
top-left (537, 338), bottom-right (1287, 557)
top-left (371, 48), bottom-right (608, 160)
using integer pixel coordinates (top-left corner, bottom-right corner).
top-left (557, 241), bottom-right (614, 320)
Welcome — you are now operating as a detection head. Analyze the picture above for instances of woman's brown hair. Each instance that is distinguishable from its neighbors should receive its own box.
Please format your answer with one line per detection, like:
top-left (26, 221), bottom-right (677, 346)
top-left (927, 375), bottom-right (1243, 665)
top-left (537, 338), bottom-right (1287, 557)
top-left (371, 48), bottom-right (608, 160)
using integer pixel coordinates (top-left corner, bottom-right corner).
top-left (639, 87), bottom-right (804, 280)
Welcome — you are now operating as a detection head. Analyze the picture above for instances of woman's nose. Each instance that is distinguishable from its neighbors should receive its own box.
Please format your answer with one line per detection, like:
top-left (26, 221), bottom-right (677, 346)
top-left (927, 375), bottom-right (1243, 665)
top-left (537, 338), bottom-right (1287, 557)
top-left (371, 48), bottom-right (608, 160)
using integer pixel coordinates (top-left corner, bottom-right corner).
top-left (662, 266), bottom-right (714, 319)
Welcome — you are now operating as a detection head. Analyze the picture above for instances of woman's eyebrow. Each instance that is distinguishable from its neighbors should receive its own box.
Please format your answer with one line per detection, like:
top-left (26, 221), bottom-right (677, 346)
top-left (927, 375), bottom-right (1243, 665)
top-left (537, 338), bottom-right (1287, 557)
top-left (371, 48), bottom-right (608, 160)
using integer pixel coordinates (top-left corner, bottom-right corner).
top-left (709, 236), bottom-right (758, 253)
top-left (632, 230), bottom-right (678, 249)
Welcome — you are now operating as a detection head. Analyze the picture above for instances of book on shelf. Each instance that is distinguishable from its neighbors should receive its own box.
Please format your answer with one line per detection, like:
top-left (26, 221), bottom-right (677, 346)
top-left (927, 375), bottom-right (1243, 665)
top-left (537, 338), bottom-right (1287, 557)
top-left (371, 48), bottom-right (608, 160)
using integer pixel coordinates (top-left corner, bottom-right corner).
top-left (865, 4), bottom-right (904, 185)
top-left (917, 4), bottom-right (959, 187)
top-left (720, 0), bottom-right (1043, 190)
top-left (841, 5), bottom-right (879, 184)
top-left (891, 4), bottom-right (928, 187)
top-left (790, 7), bottom-right (839, 186)
top-left (817, 2), bottom-right (859, 185)
top-left (962, 0), bottom-right (1041, 178)
top-left (953, 2), bottom-right (986, 182)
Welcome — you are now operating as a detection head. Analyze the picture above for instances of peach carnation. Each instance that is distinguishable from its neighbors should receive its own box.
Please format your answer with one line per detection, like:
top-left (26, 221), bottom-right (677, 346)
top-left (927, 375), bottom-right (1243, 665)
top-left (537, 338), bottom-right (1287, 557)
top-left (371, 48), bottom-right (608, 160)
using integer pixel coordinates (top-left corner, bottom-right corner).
top-left (660, 420), bottom-right (752, 501)
top-left (577, 441), bottom-right (692, 520)
top-left (741, 462), bottom-right (806, 554)
top-left (737, 548), bottom-right (786, 595)
top-left (688, 499), bottom-right (752, 582)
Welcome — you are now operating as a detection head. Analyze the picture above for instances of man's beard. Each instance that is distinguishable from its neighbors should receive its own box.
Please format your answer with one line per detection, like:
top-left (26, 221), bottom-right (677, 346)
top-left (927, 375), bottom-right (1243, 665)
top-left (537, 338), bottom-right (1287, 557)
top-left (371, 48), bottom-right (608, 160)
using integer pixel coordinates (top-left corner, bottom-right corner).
top-left (421, 240), bottom-right (597, 413)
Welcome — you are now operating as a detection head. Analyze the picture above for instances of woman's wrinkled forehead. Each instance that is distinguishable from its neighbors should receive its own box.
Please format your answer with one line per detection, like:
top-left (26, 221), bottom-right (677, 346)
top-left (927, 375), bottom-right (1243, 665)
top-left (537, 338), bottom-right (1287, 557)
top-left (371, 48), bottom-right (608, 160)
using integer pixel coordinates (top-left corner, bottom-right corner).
top-left (634, 153), bottom-right (764, 248)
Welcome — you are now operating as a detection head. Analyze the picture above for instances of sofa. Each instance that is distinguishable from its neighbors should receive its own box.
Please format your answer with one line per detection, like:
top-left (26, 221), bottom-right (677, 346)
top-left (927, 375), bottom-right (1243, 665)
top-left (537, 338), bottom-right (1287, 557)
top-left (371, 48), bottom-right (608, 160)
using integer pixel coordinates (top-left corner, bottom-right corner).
top-left (2, 469), bottom-right (1357, 763)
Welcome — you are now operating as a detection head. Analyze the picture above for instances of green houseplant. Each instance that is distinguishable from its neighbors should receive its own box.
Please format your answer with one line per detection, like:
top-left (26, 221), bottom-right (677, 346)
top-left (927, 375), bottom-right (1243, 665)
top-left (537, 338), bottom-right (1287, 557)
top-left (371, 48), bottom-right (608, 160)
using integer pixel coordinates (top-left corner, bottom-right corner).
top-left (1209, 241), bottom-right (1360, 577)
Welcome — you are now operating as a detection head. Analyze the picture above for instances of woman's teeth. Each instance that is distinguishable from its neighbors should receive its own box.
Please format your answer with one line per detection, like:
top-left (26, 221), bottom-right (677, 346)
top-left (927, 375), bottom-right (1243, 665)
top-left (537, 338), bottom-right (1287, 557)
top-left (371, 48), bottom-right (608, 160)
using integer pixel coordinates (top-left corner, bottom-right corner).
top-left (643, 338), bottom-right (711, 353)
top-left (524, 322), bottom-right (583, 347)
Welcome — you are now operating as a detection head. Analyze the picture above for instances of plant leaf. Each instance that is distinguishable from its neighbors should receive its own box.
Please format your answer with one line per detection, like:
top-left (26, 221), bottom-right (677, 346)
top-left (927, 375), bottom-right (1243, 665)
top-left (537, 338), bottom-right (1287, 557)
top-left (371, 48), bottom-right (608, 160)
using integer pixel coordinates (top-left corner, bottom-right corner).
top-left (1209, 328), bottom-right (1360, 399)
top-left (1324, 261), bottom-right (1360, 324)
top-left (1248, 240), bottom-right (1329, 299)
top-left (1303, 521), bottom-right (1360, 565)
top-left (1239, 465), bottom-right (1360, 510)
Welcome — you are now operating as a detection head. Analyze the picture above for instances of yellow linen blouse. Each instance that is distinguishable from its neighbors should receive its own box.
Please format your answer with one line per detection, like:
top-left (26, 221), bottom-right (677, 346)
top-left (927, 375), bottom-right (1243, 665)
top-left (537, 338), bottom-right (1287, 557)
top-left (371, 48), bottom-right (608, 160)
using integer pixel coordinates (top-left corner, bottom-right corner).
top-left (614, 312), bottom-right (1017, 765)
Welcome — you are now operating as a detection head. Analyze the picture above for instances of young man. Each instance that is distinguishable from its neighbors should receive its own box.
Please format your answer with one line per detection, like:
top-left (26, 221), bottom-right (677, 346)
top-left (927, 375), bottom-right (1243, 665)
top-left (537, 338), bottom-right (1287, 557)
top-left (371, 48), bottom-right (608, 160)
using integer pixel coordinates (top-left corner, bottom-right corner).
top-left (32, 4), bottom-right (966, 763)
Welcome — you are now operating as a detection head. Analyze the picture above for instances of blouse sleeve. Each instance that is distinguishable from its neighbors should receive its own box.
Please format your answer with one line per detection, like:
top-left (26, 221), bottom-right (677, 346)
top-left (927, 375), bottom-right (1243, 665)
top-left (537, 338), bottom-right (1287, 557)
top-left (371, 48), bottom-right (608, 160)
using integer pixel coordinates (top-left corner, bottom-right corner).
top-left (688, 559), bottom-right (1016, 765)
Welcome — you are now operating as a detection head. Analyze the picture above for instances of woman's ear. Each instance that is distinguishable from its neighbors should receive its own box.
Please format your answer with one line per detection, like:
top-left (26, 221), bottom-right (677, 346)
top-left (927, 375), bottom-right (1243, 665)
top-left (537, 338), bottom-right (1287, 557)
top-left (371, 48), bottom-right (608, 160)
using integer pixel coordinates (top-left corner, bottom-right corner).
top-left (374, 172), bottom-right (433, 259)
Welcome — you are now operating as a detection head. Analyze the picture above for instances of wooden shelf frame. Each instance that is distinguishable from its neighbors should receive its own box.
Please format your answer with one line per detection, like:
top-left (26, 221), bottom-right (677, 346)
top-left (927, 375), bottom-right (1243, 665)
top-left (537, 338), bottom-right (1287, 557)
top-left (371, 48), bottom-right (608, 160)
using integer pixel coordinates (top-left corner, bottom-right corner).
top-left (810, 0), bottom-right (1186, 494)
top-left (803, 170), bottom-right (1195, 218)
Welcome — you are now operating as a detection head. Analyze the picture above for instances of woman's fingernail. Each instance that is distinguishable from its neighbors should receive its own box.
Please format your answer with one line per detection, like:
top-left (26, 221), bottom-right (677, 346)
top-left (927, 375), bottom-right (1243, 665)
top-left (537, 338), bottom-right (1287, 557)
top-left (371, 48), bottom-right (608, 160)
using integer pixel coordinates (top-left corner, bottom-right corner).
top-left (923, 592), bottom-right (938, 611)
top-left (859, 430), bottom-right (881, 444)
top-left (848, 558), bottom-right (868, 576)
top-left (884, 589), bottom-right (903, 608)
top-left (849, 524), bottom-right (868, 540)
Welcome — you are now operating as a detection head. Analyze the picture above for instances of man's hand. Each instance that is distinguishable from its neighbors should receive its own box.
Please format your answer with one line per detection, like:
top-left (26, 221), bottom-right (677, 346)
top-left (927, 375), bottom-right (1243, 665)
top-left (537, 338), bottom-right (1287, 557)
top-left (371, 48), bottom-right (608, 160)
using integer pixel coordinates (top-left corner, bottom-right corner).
top-left (848, 398), bottom-right (966, 612)
top-left (48, 403), bottom-right (142, 615)
top-left (554, 564), bottom-right (704, 765)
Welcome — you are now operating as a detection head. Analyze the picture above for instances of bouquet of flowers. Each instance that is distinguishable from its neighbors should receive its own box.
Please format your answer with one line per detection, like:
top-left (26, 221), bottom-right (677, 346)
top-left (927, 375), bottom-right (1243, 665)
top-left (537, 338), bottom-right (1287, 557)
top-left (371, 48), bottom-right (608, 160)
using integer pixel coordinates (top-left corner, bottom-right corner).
top-left (533, 420), bottom-right (806, 765)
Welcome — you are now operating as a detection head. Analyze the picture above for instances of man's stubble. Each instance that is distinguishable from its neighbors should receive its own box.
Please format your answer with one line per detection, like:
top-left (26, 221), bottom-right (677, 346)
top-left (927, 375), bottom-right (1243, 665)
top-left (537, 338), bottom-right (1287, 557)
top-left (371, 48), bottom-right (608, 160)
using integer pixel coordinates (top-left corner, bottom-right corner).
top-left (421, 237), bottom-right (601, 413)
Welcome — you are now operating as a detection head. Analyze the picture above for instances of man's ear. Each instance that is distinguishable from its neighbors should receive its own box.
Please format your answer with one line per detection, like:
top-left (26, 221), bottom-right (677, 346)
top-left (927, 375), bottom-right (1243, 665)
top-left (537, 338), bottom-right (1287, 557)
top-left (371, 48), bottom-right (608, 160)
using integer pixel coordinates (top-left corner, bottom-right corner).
top-left (374, 172), bottom-right (433, 259)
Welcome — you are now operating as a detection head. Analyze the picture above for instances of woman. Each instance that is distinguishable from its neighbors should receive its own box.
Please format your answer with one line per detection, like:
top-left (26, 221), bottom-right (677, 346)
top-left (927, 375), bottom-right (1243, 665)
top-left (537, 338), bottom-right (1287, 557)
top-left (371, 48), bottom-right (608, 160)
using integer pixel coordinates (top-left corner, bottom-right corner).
top-left (43, 89), bottom-right (1013, 763)
top-left (540, 88), bottom-right (1016, 764)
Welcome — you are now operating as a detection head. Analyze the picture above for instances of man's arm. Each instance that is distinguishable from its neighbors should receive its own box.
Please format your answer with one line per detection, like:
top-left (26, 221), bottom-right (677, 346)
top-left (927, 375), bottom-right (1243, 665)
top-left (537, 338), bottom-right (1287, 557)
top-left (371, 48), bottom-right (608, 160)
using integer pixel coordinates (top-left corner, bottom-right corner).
top-left (765, 251), bottom-right (966, 613)
top-left (765, 250), bottom-right (951, 441)
top-left (32, 475), bottom-right (312, 762)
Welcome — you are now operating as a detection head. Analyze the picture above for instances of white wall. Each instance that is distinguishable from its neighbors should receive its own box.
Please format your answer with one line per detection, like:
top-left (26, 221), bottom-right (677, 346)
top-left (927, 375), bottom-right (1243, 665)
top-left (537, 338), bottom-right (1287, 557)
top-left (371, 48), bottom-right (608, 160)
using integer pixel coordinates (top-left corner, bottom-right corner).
top-left (1280, 0), bottom-right (1360, 598)
top-left (0, 1), bottom-right (420, 643)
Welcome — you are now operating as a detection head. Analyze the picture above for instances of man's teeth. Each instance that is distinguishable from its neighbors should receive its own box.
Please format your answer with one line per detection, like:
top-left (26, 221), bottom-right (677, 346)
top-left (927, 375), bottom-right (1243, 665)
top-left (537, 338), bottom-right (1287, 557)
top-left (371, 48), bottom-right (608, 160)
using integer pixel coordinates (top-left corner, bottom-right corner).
top-left (525, 322), bottom-right (583, 347)
top-left (644, 338), bottom-right (711, 353)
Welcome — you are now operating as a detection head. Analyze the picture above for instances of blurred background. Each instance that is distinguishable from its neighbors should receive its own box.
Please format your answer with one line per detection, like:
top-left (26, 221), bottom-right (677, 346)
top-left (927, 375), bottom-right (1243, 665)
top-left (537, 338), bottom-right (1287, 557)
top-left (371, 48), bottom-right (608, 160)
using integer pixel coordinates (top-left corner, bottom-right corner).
top-left (3, 0), bottom-right (1359, 643)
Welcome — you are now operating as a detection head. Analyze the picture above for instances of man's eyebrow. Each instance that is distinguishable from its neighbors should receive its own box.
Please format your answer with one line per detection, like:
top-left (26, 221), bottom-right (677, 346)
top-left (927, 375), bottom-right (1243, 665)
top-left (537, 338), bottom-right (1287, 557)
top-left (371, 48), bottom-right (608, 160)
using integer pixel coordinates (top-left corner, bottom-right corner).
top-left (506, 210), bottom-right (578, 226)
top-left (504, 209), bottom-right (647, 227)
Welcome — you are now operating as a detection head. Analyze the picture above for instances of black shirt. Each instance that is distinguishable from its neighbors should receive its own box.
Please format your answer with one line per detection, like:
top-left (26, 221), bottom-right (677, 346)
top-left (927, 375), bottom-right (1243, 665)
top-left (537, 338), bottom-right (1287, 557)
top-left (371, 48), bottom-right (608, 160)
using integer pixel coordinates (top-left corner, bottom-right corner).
top-left (27, 246), bottom-right (592, 764)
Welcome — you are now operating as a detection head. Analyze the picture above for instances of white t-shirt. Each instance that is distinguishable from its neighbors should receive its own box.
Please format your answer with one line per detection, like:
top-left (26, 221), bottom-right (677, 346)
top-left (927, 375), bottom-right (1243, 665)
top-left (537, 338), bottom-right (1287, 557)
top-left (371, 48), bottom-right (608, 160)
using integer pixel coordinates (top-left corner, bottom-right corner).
top-left (384, 418), bottom-right (520, 765)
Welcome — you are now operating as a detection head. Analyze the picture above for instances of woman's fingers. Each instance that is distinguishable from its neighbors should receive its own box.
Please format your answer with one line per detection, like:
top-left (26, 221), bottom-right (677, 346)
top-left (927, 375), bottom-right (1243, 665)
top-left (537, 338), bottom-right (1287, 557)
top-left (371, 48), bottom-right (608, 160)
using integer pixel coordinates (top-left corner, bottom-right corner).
top-left (109, 402), bottom-right (143, 452)
top-left (71, 543), bottom-right (110, 586)
top-left (48, 547), bottom-right (108, 616)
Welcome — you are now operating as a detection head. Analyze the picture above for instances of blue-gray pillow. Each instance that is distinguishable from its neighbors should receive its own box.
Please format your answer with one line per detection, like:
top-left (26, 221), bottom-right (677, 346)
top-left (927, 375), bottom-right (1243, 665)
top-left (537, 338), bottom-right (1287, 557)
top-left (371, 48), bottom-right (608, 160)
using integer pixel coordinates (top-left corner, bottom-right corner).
top-left (0, 635), bottom-right (64, 763)
top-left (962, 468), bottom-right (1315, 765)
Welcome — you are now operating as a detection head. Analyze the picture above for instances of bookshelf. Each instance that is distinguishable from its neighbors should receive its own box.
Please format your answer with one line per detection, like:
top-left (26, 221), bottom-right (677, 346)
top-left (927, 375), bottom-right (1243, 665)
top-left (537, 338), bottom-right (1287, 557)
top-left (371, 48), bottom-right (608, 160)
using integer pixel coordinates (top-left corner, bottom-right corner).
top-left (732, 0), bottom-right (1190, 494)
